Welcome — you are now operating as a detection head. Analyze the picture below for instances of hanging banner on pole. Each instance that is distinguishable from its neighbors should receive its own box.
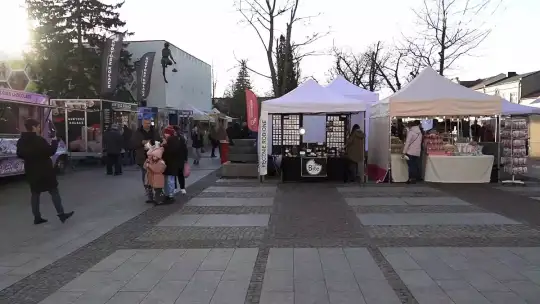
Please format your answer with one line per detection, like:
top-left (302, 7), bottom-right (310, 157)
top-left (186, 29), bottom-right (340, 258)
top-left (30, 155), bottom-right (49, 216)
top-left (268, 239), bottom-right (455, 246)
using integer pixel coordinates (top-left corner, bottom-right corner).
top-left (136, 52), bottom-right (156, 104)
top-left (100, 34), bottom-right (124, 95)
top-left (245, 89), bottom-right (259, 132)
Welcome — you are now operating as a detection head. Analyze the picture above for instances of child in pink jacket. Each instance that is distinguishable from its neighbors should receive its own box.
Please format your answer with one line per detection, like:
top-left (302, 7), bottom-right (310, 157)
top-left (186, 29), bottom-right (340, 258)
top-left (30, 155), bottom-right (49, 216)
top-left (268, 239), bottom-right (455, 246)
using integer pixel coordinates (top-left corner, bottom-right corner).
top-left (144, 144), bottom-right (167, 204)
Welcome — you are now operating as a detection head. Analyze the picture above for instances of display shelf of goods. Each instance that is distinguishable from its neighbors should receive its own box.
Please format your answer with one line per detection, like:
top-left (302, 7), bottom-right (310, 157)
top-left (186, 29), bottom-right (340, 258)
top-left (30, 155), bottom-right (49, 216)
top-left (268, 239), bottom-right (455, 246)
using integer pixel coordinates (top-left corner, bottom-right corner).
top-left (390, 136), bottom-right (403, 154)
top-left (326, 115), bottom-right (346, 149)
top-left (282, 115), bottom-right (300, 146)
top-left (501, 118), bottom-right (528, 175)
top-left (272, 115), bottom-right (282, 146)
top-left (425, 133), bottom-right (444, 154)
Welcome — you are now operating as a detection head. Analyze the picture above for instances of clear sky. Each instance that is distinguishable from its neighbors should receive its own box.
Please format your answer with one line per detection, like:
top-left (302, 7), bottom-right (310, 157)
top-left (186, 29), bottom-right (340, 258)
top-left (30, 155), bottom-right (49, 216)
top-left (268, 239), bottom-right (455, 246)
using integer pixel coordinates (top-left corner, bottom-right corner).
top-left (1, 0), bottom-right (538, 98)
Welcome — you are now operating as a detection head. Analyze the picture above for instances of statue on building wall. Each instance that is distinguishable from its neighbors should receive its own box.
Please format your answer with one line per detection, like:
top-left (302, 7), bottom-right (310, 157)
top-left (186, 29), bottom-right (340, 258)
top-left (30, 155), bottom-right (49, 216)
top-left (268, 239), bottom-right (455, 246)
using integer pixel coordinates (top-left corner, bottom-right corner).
top-left (161, 42), bottom-right (177, 83)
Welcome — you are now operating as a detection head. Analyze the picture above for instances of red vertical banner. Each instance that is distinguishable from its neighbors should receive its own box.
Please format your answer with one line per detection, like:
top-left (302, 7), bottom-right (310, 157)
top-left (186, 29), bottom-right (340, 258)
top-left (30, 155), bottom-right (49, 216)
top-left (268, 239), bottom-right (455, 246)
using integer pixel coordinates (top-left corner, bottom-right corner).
top-left (245, 89), bottom-right (259, 132)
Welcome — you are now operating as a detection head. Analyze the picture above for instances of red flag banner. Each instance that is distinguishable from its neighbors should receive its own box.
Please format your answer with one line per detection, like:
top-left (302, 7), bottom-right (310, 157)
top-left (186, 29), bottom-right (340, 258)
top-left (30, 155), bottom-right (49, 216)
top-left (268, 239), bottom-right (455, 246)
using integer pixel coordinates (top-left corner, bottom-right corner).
top-left (245, 89), bottom-right (259, 132)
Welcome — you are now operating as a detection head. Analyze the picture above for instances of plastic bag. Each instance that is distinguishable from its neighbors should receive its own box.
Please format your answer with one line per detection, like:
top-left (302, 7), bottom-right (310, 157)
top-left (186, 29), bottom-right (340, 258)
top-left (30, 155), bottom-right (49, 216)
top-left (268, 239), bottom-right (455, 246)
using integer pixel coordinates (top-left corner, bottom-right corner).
top-left (183, 163), bottom-right (191, 178)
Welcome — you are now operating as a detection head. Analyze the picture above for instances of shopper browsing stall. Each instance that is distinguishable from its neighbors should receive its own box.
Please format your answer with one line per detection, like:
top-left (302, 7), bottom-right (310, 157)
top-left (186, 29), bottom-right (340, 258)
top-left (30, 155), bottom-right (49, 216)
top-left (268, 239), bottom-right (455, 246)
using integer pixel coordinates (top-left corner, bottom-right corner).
top-left (402, 121), bottom-right (423, 184)
top-left (344, 124), bottom-right (365, 182)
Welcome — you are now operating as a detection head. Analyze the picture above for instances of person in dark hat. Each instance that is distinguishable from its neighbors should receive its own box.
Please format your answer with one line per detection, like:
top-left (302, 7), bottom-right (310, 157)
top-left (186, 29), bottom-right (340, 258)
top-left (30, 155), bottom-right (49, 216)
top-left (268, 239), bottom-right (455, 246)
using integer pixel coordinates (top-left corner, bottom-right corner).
top-left (16, 118), bottom-right (74, 225)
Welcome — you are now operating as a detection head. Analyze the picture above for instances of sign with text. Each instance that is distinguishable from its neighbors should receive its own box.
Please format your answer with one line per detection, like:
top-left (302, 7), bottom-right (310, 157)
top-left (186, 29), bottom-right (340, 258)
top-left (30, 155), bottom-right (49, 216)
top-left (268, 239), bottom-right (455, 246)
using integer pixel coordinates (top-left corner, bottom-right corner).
top-left (301, 157), bottom-right (327, 177)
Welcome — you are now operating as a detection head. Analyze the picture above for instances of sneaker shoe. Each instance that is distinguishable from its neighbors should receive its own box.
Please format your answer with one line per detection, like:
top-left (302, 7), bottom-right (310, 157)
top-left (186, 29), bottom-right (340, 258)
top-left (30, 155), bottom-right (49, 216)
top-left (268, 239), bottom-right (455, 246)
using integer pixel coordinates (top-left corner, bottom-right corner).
top-left (180, 189), bottom-right (187, 195)
top-left (34, 218), bottom-right (48, 225)
top-left (173, 188), bottom-right (180, 195)
top-left (58, 211), bottom-right (74, 223)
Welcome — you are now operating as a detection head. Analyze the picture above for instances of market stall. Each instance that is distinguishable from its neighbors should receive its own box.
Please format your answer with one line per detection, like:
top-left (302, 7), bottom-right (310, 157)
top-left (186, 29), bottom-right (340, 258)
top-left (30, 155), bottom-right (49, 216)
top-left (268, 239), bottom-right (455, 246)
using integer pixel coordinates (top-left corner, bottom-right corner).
top-left (258, 79), bottom-right (367, 182)
top-left (368, 67), bottom-right (507, 183)
top-left (1, 89), bottom-right (68, 177)
top-left (51, 99), bottom-right (137, 159)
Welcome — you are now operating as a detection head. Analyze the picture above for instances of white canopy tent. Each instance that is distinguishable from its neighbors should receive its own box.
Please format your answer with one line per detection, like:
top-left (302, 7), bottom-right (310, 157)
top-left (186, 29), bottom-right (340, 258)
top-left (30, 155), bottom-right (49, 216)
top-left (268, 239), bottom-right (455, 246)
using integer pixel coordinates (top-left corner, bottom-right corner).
top-left (189, 105), bottom-right (214, 122)
top-left (326, 76), bottom-right (380, 149)
top-left (502, 100), bottom-right (540, 115)
top-left (258, 79), bottom-right (368, 176)
top-left (326, 76), bottom-right (379, 102)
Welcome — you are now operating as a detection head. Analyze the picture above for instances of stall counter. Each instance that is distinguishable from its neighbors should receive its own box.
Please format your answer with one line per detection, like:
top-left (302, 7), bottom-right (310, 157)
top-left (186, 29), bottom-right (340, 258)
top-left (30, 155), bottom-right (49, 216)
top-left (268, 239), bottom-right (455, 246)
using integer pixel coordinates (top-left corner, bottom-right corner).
top-left (424, 155), bottom-right (494, 183)
top-left (281, 156), bottom-right (348, 182)
top-left (391, 154), bottom-right (409, 182)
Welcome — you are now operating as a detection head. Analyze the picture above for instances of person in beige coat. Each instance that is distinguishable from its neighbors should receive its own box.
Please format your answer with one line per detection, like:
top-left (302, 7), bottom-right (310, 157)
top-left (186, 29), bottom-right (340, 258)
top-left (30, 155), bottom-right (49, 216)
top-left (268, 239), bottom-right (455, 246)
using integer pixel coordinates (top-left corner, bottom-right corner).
top-left (345, 124), bottom-right (365, 182)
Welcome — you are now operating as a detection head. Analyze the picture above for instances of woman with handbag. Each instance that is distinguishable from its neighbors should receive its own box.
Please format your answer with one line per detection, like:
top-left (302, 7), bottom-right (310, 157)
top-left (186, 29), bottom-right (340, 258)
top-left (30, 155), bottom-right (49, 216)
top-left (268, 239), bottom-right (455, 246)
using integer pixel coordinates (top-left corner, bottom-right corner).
top-left (402, 121), bottom-right (423, 184)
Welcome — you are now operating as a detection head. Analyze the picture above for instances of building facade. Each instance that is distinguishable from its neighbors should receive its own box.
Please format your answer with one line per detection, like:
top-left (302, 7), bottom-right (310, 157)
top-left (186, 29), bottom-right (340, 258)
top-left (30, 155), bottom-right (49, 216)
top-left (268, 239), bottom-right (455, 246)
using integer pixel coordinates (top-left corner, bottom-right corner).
top-left (127, 40), bottom-right (212, 111)
top-left (463, 71), bottom-right (540, 105)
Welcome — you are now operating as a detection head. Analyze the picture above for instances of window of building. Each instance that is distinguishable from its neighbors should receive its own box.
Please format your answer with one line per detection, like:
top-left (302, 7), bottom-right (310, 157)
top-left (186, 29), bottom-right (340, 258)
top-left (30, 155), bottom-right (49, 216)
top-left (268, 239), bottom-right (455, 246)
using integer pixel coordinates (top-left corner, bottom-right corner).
top-left (509, 93), bottom-right (516, 103)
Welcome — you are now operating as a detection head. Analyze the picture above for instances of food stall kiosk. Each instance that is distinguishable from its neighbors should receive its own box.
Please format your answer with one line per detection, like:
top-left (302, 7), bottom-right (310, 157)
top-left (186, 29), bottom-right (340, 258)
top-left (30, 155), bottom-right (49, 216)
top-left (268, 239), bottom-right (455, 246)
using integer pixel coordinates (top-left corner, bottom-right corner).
top-left (0, 89), bottom-right (68, 177)
top-left (258, 79), bottom-right (367, 182)
top-left (51, 99), bottom-right (137, 159)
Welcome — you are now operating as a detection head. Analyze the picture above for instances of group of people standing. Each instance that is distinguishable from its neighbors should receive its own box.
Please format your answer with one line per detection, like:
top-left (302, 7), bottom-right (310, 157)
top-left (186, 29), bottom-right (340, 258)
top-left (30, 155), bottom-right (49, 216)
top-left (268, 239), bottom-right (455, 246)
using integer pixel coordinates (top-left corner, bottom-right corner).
top-left (132, 119), bottom-right (190, 205)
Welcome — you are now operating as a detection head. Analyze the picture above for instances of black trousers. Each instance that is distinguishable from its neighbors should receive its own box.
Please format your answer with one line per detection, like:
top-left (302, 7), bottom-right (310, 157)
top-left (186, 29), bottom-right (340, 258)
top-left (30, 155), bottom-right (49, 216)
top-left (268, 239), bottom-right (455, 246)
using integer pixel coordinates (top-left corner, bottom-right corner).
top-left (106, 153), bottom-right (122, 174)
top-left (31, 188), bottom-right (65, 218)
top-left (343, 159), bottom-right (358, 182)
top-left (176, 167), bottom-right (186, 189)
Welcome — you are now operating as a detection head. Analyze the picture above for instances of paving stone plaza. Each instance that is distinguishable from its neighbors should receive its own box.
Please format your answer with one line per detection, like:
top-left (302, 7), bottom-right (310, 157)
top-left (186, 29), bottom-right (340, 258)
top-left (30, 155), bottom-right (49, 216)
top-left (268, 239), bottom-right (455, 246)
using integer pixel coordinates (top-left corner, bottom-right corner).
top-left (2, 168), bottom-right (540, 303)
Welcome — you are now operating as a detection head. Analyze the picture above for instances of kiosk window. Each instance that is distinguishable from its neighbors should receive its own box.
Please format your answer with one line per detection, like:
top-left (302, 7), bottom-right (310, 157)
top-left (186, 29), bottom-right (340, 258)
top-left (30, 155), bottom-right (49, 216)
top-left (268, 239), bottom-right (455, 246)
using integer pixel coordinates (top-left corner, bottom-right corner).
top-left (0, 101), bottom-right (41, 135)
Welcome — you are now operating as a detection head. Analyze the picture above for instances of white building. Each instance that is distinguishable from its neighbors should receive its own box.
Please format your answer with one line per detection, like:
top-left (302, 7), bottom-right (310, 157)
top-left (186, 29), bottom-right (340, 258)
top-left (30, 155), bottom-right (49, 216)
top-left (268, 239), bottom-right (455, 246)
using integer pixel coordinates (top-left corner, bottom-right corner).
top-left (127, 40), bottom-right (212, 111)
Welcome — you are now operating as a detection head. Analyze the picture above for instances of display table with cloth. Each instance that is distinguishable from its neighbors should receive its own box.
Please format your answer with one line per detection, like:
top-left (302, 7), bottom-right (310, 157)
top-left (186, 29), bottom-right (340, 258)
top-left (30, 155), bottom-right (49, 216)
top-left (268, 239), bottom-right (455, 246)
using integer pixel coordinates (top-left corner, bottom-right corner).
top-left (281, 156), bottom-right (348, 182)
top-left (390, 154), bottom-right (409, 182)
top-left (424, 155), bottom-right (494, 183)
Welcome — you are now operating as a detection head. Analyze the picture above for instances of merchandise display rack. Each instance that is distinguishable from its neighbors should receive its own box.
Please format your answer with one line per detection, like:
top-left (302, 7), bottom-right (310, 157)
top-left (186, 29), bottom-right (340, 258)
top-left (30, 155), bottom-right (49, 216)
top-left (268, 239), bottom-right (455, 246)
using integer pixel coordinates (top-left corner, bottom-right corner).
top-left (501, 116), bottom-right (528, 185)
top-left (271, 115), bottom-right (282, 155)
top-left (326, 114), bottom-right (347, 156)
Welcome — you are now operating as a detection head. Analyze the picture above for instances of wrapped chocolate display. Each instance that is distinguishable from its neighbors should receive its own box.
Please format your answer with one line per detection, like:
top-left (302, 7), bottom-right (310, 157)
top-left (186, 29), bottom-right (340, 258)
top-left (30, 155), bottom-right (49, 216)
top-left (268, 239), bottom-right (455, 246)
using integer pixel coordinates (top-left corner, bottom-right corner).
top-left (425, 133), bottom-right (444, 154)
top-left (501, 117), bottom-right (528, 175)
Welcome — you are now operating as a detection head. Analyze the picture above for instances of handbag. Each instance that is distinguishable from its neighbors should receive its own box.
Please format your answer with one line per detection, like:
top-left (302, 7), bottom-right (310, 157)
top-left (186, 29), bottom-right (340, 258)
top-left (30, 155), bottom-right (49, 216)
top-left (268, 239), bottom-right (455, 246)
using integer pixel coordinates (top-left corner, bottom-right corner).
top-left (183, 163), bottom-right (191, 178)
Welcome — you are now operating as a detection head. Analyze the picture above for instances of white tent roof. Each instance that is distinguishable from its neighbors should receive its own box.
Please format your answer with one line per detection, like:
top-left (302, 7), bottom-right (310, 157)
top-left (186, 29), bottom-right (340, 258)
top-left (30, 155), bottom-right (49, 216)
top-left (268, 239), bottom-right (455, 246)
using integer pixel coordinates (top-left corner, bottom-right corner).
top-left (326, 76), bottom-right (379, 102)
top-left (382, 67), bottom-right (503, 116)
top-left (262, 79), bottom-right (367, 114)
top-left (502, 100), bottom-right (540, 115)
top-left (189, 105), bottom-right (214, 121)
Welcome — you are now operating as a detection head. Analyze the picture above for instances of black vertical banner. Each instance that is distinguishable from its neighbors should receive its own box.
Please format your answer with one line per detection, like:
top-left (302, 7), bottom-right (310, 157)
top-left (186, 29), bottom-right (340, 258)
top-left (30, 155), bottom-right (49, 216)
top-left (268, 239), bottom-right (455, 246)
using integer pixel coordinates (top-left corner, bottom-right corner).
top-left (100, 34), bottom-right (124, 95)
top-left (136, 52), bottom-right (156, 105)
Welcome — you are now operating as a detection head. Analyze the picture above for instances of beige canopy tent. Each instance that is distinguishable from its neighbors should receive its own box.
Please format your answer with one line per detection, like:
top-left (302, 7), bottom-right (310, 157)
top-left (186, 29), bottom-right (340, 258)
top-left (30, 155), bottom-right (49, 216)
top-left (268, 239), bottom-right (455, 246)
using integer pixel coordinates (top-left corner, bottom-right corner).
top-left (372, 67), bottom-right (503, 118)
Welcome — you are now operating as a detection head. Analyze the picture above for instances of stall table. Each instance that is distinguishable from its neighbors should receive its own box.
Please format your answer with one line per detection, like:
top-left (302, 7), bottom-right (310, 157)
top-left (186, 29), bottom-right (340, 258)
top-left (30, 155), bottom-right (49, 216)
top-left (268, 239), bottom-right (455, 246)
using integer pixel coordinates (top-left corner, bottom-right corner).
top-left (391, 154), bottom-right (409, 182)
top-left (282, 156), bottom-right (348, 182)
top-left (424, 155), bottom-right (494, 183)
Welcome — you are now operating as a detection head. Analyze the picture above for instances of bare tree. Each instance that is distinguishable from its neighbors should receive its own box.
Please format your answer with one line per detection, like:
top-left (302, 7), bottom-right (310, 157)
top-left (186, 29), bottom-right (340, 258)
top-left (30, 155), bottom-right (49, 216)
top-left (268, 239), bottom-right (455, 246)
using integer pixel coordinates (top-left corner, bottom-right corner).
top-left (405, 0), bottom-right (501, 75)
top-left (375, 46), bottom-right (422, 92)
top-left (236, 0), bottom-right (327, 97)
top-left (328, 41), bottom-right (384, 92)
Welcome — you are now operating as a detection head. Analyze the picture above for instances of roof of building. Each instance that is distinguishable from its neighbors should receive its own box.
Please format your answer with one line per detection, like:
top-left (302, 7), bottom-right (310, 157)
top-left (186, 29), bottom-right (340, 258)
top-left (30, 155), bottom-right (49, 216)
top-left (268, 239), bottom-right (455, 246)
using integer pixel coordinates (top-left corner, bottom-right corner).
top-left (469, 74), bottom-right (506, 90)
top-left (459, 79), bottom-right (484, 88)
top-left (486, 71), bottom-right (540, 87)
top-left (524, 89), bottom-right (540, 100)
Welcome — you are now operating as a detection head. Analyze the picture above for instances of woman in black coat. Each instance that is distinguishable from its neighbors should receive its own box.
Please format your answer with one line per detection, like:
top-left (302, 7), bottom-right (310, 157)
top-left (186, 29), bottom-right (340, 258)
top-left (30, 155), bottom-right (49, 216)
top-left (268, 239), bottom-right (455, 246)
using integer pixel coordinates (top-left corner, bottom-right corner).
top-left (162, 127), bottom-right (188, 200)
top-left (16, 118), bottom-right (73, 224)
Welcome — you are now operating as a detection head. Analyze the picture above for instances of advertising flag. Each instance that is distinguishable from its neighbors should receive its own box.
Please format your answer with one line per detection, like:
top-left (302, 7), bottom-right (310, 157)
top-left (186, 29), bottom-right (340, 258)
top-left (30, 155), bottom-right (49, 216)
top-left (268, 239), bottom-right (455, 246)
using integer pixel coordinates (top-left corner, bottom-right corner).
top-left (245, 89), bottom-right (259, 132)
top-left (100, 34), bottom-right (124, 95)
top-left (136, 52), bottom-right (156, 104)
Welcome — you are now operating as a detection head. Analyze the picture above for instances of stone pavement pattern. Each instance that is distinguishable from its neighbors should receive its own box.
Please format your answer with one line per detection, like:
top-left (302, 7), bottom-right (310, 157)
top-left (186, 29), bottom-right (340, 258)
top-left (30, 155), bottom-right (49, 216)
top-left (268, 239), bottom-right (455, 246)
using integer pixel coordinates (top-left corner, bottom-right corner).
top-left (0, 156), bottom-right (220, 297)
top-left (1, 175), bottom-right (540, 303)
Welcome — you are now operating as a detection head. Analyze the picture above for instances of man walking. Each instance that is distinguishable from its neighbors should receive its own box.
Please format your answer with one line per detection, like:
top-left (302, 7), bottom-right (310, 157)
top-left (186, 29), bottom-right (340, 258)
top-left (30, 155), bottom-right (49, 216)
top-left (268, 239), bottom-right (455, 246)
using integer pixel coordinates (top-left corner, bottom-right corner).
top-left (132, 119), bottom-right (159, 203)
top-left (103, 123), bottom-right (124, 175)
top-left (16, 118), bottom-right (74, 225)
